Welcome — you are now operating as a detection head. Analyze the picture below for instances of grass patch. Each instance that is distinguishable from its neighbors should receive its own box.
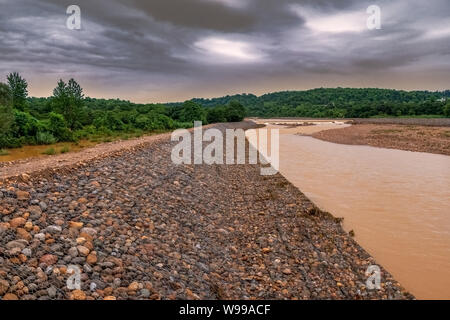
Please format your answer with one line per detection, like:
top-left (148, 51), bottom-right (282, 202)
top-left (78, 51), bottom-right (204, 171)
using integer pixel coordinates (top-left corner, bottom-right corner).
top-left (371, 129), bottom-right (403, 134)
top-left (0, 149), bottom-right (10, 156)
top-left (42, 147), bottom-right (56, 155)
top-left (60, 146), bottom-right (70, 154)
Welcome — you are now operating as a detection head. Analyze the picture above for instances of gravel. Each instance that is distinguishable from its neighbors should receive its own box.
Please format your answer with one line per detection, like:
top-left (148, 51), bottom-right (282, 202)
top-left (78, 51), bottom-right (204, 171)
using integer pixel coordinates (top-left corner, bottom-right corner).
top-left (0, 122), bottom-right (413, 300)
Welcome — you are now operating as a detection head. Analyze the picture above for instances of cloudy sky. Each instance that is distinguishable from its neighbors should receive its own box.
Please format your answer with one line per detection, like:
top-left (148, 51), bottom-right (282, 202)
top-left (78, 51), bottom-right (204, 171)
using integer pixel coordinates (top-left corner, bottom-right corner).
top-left (0, 0), bottom-right (449, 102)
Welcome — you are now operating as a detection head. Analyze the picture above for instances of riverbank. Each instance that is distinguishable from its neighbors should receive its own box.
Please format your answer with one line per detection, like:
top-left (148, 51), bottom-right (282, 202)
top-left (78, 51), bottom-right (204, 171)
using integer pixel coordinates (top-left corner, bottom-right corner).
top-left (0, 122), bottom-right (412, 300)
top-left (312, 123), bottom-right (450, 156)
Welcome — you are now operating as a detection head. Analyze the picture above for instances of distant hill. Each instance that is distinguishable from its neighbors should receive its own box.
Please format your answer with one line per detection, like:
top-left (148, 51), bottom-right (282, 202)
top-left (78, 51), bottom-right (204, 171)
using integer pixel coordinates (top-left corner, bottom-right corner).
top-left (184, 88), bottom-right (450, 118)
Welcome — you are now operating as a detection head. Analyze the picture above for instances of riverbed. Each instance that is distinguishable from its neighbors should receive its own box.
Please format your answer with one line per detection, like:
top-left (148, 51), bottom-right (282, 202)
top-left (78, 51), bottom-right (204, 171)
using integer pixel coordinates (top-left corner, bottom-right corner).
top-left (256, 120), bottom-right (450, 299)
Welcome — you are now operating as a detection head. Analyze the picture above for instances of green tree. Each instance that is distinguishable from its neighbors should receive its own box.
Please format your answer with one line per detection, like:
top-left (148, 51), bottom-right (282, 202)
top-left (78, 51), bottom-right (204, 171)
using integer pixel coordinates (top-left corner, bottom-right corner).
top-left (207, 106), bottom-right (227, 123)
top-left (225, 101), bottom-right (246, 122)
top-left (179, 101), bottom-right (207, 124)
top-left (0, 82), bottom-right (13, 135)
top-left (52, 78), bottom-right (84, 129)
top-left (12, 110), bottom-right (39, 137)
top-left (7, 72), bottom-right (28, 111)
top-left (48, 112), bottom-right (73, 141)
top-left (443, 102), bottom-right (450, 117)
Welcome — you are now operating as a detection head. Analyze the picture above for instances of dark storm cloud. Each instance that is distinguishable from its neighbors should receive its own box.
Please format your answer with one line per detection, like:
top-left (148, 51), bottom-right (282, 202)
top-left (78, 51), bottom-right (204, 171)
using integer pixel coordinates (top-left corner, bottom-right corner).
top-left (0, 0), bottom-right (449, 102)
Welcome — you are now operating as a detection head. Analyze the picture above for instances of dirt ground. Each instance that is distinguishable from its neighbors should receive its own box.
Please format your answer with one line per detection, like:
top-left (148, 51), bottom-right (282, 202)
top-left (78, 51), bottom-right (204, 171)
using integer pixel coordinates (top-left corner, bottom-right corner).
top-left (313, 124), bottom-right (450, 156)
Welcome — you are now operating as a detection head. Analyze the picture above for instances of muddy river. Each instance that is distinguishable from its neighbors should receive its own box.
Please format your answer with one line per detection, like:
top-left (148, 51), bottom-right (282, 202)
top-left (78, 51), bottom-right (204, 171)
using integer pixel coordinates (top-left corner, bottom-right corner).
top-left (256, 120), bottom-right (450, 299)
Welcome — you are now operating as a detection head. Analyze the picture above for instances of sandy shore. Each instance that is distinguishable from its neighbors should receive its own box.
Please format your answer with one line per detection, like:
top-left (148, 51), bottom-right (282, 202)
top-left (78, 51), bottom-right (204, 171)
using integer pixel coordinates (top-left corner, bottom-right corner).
top-left (0, 122), bottom-right (412, 300)
top-left (312, 123), bottom-right (450, 156)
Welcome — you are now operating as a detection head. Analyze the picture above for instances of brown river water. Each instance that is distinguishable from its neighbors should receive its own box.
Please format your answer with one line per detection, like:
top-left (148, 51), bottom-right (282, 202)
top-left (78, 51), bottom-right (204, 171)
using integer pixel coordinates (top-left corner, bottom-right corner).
top-left (255, 120), bottom-right (450, 299)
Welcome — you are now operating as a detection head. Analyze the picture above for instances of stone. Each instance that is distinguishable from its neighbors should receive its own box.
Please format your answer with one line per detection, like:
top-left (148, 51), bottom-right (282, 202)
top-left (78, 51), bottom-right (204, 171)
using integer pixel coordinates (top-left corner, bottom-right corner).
top-left (46, 225), bottom-right (62, 234)
top-left (86, 252), bottom-right (97, 265)
top-left (282, 268), bottom-right (292, 275)
top-left (39, 201), bottom-right (48, 211)
top-left (40, 254), bottom-right (58, 266)
top-left (22, 248), bottom-right (32, 257)
top-left (104, 296), bottom-right (116, 300)
top-left (2, 293), bottom-right (18, 300)
top-left (76, 237), bottom-right (86, 245)
top-left (9, 217), bottom-right (26, 228)
top-left (70, 290), bottom-right (86, 300)
top-left (128, 282), bottom-right (139, 292)
top-left (0, 279), bottom-right (9, 295)
top-left (17, 228), bottom-right (32, 241)
top-left (69, 221), bottom-right (84, 229)
top-left (6, 240), bottom-right (27, 250)
top-left (48, 286), bottom-right (57, 298)
top-left (28, 206), bottom-right (42, 216)
top-left (77, 246), bottom-right (90, 256)
top-left (0, 222), bottom-right (9, 234)
top-left (80, 227), bottom-right (97, 237)
top-left (140, 289), bottom-right (150, 298)
top-left (16, 190), bottom-right (30, 200)
top-left (262, 247), bottom-right (271, 254)
top-left (91, 181), bottom-right (101, 188)
top-left (68, 247), bottom-right (78, 257)
top-left (34, 233), bottom-right (46, 241)
top-left (77, 197), bottom-right (88, 204)
top-left (24, 221), bottom-right (33, 231)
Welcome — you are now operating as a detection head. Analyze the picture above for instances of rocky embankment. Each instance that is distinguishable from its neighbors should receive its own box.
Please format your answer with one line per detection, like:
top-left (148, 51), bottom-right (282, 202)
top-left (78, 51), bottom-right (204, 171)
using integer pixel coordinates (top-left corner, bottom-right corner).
top-left (0, 122), bottom-right (413, 300)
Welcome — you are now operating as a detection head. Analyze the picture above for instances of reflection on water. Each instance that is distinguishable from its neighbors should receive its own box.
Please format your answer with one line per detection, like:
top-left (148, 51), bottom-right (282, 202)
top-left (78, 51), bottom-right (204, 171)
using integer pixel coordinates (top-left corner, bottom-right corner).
top-left (261, 122), bottom-right (450, 299)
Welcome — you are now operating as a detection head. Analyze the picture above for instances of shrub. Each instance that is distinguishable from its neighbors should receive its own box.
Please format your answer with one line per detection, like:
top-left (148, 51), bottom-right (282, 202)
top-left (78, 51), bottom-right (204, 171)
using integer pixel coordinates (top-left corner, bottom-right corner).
top-left (12, 110), bottom-right (39, 137)
top-left (36, 131), bottom-right (57, 145)
top-left (207, 106), bottom-right (227, 123)
top-left (60, 146), bottom-right (70, 153)
top-left (179, 101), bottom-right (207, 124)
top-left (0, 134), bottom-right (22, 149)
top-left (48, 112), bottom-right (75, 142)
top-left (42, 147), bottom-right (56, 155)
top-left (225, 101), bottom-right (246, 122)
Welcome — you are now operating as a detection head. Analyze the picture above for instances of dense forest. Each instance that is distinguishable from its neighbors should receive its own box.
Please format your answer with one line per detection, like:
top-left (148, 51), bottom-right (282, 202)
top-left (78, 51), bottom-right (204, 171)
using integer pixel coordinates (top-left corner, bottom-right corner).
top-left (1, 72), bottom-right (449, 150)
top-left (190, 88), bottom-right (450, 118)
top-left (0, 73), bottom-right (245, 149)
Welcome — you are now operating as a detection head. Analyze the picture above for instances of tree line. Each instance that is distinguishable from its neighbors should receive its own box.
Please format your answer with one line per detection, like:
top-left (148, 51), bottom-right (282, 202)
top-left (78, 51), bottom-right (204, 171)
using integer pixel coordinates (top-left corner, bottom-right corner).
top-left (1, 74), bottom-right (448, 150)
top-left (190, 88), bottom-right (450, 118)
top-left (0, 73), bottom-right (246, 149)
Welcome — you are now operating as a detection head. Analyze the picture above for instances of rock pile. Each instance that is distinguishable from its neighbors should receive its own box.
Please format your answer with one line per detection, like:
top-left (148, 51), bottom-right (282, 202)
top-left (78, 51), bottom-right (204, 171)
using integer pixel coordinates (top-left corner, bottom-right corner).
top-left (0, 122), bottom-right (413, 300)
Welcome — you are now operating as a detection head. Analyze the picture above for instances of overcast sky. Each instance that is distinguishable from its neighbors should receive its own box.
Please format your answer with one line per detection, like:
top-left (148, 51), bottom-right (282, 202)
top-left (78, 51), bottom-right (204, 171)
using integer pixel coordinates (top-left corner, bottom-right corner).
top-left (0, 0), bottom-right (449, 102)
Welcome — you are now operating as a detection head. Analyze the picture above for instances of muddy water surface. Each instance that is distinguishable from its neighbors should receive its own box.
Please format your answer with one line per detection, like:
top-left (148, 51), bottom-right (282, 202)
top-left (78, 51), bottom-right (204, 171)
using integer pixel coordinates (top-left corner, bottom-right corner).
top-left (257, 120), bottom-right (450, 299)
